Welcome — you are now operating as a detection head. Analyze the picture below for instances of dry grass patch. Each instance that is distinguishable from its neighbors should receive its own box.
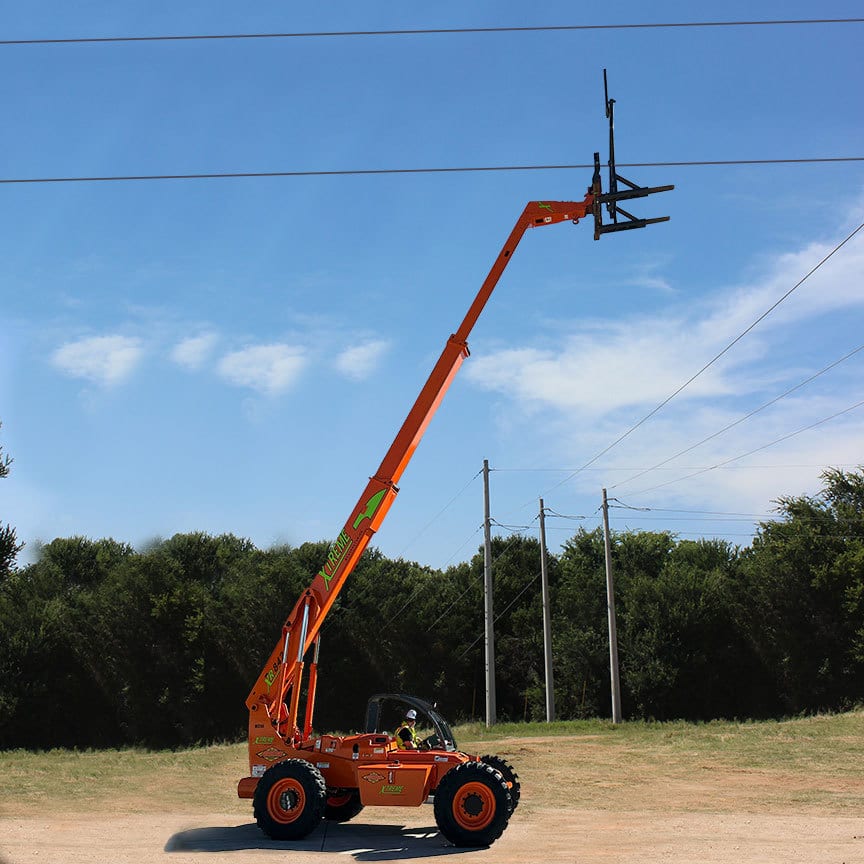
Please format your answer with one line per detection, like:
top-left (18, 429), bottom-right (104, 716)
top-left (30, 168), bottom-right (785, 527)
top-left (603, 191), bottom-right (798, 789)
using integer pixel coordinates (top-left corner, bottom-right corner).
top-left (458, 710), bottom-right (864, 815)
top-left (2, 710), bottom-right (861, 819)
top-left (0, 744), bottom-right (249, 817)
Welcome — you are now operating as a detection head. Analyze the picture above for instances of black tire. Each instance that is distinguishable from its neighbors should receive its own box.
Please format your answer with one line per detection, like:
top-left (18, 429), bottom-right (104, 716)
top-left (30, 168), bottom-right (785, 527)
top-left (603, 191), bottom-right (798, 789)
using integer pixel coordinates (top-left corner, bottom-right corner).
top-left (324, 788), bottom-right (364, 822)
top-left (479, 754), bottom-right (521, 812)
top-left (433, 761), bottom-right (511, 847)
top-left (253, 759), bottom-right (327, 841)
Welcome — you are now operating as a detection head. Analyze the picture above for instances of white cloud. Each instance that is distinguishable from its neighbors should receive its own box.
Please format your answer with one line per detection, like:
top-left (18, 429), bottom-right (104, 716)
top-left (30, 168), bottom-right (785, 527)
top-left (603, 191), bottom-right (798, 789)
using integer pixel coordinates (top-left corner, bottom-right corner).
top-left (592, 409), bottom-right (864, 543)
top-left (217, 344), bottom-right (307, 395)
top-left (466, 227), bottom-right (864, 420)
top-left (622, 256), bottom-right (677, 295)
top-left (51, 335), bottom-right (143, 386)
top-left (693, 226), bottom-right (864, 346)
top-left (334, 340), bottom-right (390, 381)
top-left (459, 221), bottom-right (864, 531)
top-left (466, 319), bottom-right (738, 418)
top-left (170, 332), bottom-right (218, 370)
top-left (505, 390), bottom-right (864, 547)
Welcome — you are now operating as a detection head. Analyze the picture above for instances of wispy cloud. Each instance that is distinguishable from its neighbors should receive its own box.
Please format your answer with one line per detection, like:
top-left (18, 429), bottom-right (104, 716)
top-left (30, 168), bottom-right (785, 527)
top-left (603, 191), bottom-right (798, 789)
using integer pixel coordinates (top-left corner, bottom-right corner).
top-left (623, 256), bottom-right (677, 295)
top-left (217, 344), bottom-right (307, 395)
top-left (51, 335), bottom-right (143, 386)
top-left (700, 228), bottom-right (864, 339)
top-left (560, 396), bottom-right (864, 523)
top-left (463, 221), bottom-right (864, 521)
top-left (170, 332), bottom-right (218, 371)
top-left (466, 227), bottom-right (864, 419)
top-left (334, 339), bottom-right (390, 381)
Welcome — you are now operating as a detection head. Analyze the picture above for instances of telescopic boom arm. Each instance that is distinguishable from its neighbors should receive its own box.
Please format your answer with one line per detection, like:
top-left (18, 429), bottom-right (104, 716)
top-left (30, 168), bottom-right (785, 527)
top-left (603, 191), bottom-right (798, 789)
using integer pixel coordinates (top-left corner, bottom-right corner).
top-left (244, 199), bottom-right (596, 738)
top-left (245, 73), bottom-right (673, 745)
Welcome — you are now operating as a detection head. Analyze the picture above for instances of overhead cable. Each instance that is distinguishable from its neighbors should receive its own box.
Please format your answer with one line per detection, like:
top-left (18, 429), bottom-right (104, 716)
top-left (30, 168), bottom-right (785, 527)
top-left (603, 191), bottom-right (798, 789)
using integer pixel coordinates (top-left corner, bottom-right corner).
top-left (3, 19), bottom-right (862, 47)
top-left (541, 508), bottom-right (588, 520)
top-left (495, 463), bottom-right (858, 472)
top-left (629, 396), bottom-right (864, 496)
top-left (608, 515), bottom-right (777, 523)
top-left (423, 526), bottom-right (533, 632)
top-left (1, 157), bottom-right (862, 186)
top-left (393, 469), bottom-right (481, 560)
top-left (609, 504), bottom-right (776, 517)
top-left (610, 341), bottom-right (864, 490)
top-left (460, 571), bottom-right (543, 659)
top-left (608, 502), bottom-right (864, 529)
top-left (539, 219), bottom-right (864, 498)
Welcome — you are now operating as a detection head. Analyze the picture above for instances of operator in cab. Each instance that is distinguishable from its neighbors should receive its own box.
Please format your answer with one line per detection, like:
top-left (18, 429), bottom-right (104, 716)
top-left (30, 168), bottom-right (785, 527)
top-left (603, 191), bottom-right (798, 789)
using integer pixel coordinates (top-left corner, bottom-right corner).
top-left (394, 709), bottom-right (420, 750)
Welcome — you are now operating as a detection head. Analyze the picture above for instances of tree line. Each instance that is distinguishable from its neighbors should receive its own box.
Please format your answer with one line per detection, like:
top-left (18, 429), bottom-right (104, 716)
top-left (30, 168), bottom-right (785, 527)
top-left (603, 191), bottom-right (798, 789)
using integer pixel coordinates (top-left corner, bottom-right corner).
top-left (1, 465), bottom-right (862, 749)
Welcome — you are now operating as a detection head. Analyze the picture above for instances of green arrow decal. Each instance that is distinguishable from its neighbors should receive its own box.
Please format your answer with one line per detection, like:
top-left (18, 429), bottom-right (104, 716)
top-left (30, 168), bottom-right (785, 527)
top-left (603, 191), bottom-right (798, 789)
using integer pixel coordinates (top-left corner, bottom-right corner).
top-left (353, 489), bottom-right (387, 530)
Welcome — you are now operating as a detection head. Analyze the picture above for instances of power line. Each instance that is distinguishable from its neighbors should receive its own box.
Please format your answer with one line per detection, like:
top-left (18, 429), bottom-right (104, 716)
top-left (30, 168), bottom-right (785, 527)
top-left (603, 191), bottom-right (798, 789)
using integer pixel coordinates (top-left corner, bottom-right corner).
top-left (365, 514), bottom-right (538, 636)
top-left (610, 341), bottom-right (864, 490)
top-left (664, 530), bottom-right (864, 541)
top-left (609, 500), bottom-right (864, 527)
top-left (609, 515), bottom-right (776, 523)
top-left (380, 521), bottom-right (484, 630)
top-left (3, 19), bottom-right (862, 47)
top-left (415, 522), bottom-right (533, 633)
top-left (1, 157), bottom-right (862, 187)
top-left (610, 504), bottom-right (776, 516)
top-left (489, 519), bottom-right (535, 533)
top-left (539, 219), bottom-right (864, 499)
top-left (629, 397), bottom-right (864, 496)
top-left (393, 469), bottom-right (481, 560)
top-left (493, 463), bottom-right (860, 472)
top-left (528, 522), bottom-right (864, 540)
top-left (542, 508), bottom-right (588, 521)
top-left (384, 469), bottom-right (545, 632)
top-left (461, 569), bottom-right (543, 659)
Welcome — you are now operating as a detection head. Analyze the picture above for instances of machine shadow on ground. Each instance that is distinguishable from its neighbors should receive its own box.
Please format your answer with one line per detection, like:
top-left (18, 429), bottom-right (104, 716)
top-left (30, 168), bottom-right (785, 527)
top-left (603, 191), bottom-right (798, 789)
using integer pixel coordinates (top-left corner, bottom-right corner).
top-left (165, 820), bottom-right (479, 860)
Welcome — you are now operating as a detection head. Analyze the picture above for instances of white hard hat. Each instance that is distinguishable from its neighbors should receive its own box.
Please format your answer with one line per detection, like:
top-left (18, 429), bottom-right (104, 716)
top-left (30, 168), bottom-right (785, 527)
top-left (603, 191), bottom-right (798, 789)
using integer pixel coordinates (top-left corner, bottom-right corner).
top-left (405, 709), bottom-right (417, 720)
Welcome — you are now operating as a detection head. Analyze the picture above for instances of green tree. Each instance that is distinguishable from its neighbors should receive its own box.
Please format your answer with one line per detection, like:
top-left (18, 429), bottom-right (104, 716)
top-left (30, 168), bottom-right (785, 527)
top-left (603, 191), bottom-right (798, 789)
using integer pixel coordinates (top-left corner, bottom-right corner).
top-left (0, 550), bottom-right (118, 748)
top-left (740, 467), bottom-right (864, 714)
top-left (0, 423), bottom-right (23, 577)
top-left (86, 532), bottom-right (261, 746)
top-left (620, 538), bottom-right (746, 720)
top-left (494, 535), bottom-right (555, 722)
top-left (554, 528), bottom-right (609, 718)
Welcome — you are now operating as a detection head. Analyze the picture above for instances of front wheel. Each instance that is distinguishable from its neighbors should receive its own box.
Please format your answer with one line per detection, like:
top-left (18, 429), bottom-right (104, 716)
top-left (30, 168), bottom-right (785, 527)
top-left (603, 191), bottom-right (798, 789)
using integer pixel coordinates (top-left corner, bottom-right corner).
top-left (253, 759), bottom-right (326, 840)
top-left (433, 761), bottom-right (511, 847)
top-left (479, 754), bottom-right (520, 812)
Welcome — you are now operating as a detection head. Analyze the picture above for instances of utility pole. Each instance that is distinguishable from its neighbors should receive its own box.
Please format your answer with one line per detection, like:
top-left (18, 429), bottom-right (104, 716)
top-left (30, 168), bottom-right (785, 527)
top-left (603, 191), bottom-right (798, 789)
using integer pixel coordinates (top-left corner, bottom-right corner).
top-left (601, 488), bottom-right (623, 724)
top-left (482, 459), bottom-right (496, 726)
top-left (538, 499), bottom-right (555, 722)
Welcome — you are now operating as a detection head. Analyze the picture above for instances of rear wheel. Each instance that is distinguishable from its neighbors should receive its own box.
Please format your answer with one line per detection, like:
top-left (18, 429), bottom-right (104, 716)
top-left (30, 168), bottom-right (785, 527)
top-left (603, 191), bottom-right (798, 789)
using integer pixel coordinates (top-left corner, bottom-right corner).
top-left (479, 754), bottom-right (520, 812)
top-left (253, 759), bottom-right (326, 840)
top-left (324, 788), bottom-right (364, 822)
top-left (433, 761), bottom-right (511, 847)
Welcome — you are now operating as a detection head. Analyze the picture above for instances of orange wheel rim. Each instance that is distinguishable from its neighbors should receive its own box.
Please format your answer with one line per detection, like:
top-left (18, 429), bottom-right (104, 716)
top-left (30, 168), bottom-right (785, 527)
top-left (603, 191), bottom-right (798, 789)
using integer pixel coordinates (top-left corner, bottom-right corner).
top-left (267, 777), bottom-right (306, 824)
top-left (452, 781), bottom-right (496, 831)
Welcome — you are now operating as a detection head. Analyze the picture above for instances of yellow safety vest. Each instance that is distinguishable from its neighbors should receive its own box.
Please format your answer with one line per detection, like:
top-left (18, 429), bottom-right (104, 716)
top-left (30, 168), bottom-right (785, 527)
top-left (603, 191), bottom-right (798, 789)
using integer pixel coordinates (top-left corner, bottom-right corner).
top-left (394, 721), bottom-right (419, 749)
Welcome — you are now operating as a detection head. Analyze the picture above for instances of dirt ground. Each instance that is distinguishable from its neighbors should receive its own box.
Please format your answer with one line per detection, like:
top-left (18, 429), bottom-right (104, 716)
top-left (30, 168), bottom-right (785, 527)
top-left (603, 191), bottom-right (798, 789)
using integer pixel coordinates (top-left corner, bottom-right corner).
top-left (1, 733), bottom-right (862, 863)
top-left (1, 807), bottom-right (861, 864)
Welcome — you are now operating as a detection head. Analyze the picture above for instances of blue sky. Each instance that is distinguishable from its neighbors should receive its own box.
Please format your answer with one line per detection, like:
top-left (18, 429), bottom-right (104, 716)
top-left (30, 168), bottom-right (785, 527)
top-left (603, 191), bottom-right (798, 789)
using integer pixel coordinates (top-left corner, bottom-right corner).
top-left (2, 1), bottom-right (863, 570)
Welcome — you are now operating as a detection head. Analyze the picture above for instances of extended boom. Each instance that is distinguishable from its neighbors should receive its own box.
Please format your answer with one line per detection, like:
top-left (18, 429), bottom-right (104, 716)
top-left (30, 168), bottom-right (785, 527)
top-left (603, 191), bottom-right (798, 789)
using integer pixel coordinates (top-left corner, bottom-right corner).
top-left (244, 199), bottom-right (596, 740)
top-left (238, 73), bottom-right (673, 849)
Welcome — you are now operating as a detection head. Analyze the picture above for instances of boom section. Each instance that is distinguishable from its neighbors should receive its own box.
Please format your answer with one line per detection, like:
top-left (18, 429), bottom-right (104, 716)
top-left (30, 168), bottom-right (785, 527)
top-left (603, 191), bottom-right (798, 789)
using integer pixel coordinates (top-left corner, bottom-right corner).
top-left (245, 196), bottom-right (594, 732)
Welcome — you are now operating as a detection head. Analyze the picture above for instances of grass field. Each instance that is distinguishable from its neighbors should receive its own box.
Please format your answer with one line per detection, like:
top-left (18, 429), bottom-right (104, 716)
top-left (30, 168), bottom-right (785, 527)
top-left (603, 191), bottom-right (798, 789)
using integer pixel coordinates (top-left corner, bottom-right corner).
top-left (2, 710), bottom-right (862, 818)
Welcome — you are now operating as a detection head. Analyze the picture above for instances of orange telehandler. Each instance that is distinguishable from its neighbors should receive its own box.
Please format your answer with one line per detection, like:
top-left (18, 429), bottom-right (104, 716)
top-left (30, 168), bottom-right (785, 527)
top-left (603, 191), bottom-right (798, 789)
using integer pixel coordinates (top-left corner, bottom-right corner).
top-left (237, 75), bottom-right (672, 847)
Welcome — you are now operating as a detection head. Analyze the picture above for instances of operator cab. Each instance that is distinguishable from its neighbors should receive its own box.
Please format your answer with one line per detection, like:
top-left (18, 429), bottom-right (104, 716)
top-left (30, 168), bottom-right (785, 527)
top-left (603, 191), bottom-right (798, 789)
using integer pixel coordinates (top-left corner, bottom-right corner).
top-left (364, 693), bottom-right (458, 752)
